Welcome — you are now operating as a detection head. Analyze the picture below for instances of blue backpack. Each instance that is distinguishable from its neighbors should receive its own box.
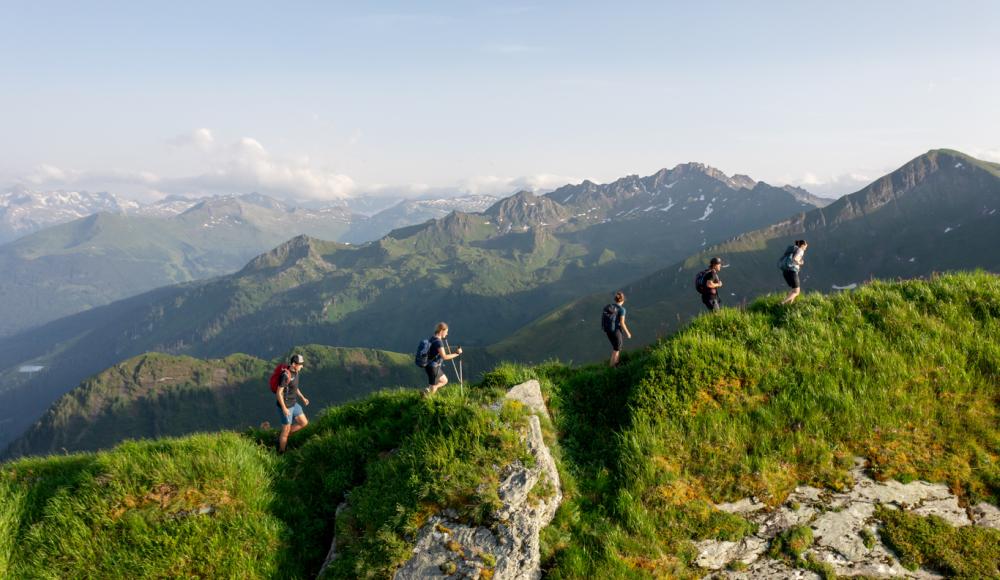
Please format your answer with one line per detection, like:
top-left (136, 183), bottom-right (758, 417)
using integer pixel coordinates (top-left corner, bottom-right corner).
top-left (601, 304), bottom-right (619, 333)
top-left (778, 246), bottom-right (797, 272)
top-left (414, 338), bottom-right (433, 367)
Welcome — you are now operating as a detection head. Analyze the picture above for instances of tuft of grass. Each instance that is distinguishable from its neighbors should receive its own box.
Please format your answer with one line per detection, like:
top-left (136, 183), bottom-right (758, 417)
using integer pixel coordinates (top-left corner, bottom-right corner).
top-left (876, 506), bottom-right (1000, 577)
top-left (768, 525), bottom-right (814, 560)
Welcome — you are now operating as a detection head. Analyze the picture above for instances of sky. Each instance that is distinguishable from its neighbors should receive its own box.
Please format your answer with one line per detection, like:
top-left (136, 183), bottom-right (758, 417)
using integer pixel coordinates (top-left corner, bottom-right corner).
top-left (2, 0), bottom-right (998, 203)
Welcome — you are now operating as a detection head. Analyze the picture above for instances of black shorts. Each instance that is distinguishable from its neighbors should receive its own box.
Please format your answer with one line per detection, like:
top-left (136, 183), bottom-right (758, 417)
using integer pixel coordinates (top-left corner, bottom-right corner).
top-left (782, 269), bottom-right (800, 289)
top-left (606, 329), bottom-right (624, 351)
top-left (425, 363), bottom-right (443, 385)
top-left (701, 295), bottom-right (720, 311)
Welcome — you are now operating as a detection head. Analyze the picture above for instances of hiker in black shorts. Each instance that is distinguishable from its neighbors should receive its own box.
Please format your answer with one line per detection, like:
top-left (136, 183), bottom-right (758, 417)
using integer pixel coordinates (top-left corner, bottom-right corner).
top-left (699, 257), bottom-right (724, 311)
top-left (780, 240), bottom-right (808, 305)
top-left (604, 291), bottom-right (632, 367)
top-left (424, 322), bottom-right (462, 396)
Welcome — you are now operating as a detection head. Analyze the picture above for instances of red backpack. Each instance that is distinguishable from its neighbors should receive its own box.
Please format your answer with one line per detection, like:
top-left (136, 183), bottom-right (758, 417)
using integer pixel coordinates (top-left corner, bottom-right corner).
top-left (269, 364), bottom-right (291, 393)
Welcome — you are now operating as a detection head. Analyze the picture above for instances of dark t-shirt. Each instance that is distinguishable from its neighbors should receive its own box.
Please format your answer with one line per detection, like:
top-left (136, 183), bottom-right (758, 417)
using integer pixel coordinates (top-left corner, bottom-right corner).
top-left (427, 337), bottom-right (445, 366)
top-left (704, 270), bottom-right (720, 296)
top-left (277, 370), bottom-right (299, 408)
top-left (615, 305), bottom-right (626, 328)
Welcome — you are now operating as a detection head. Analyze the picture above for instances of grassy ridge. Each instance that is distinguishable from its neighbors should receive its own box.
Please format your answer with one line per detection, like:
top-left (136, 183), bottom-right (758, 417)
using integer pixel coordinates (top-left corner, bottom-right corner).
top-left (0, 386), bottom-right (536, 579)
top-left (1, 273), bottom-right (997, 578)
top-left (533, 271), bottom-right (999, 577)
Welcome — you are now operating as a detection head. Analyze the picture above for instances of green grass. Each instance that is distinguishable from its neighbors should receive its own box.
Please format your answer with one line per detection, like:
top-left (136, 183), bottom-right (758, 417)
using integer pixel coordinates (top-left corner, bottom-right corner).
top-left (2, 272), bottom-right (998, 578)
top-left (0, 383), bottom-right (536, 579)
top-left (877, 506), bottom-right (1000, 577)
top-left (535, 272), bottom-right (1000, 577)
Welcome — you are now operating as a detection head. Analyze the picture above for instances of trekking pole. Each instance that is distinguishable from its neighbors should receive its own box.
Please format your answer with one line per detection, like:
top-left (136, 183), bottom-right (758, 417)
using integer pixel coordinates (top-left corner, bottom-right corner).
top-left (444, 339), bottom-right (463, 398)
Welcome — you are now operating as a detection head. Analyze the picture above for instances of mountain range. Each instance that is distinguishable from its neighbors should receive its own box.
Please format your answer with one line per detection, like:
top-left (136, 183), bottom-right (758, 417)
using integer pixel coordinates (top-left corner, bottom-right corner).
top-left (0, 161), bottom-right (824, 450)
top-left (13, 149), bottom-right (999, 458)
top-left (0, 192), bottom-right (503, 337)
top-left (490, 149), bottom-right (1000, 363)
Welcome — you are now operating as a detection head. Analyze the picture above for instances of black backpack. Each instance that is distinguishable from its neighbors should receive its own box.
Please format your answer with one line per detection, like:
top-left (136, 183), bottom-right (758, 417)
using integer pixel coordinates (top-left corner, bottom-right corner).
top-left (694, 269), bottom-right (712, 294)
top-left (601, 304), bottom-right (619, 333)
top-left (414, 338), bottom-right (432, 367)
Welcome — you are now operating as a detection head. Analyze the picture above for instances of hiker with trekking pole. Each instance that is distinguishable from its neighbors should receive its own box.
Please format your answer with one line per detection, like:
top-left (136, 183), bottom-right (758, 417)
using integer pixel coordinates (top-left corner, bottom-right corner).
top-left (415, 322), bottom-right (463, 397)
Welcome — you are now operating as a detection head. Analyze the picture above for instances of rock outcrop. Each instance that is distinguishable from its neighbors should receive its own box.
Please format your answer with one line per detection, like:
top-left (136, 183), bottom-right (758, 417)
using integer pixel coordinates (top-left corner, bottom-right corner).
top-left (319, 380), bottom-right (562, 579)
top-left (394, 380), bottom-right (562, 580)
top-left (696, 458), bottom-right (997, 578)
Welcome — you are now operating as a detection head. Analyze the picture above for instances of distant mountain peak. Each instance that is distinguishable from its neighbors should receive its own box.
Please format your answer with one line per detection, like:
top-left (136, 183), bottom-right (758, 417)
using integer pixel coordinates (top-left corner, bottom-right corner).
top-left (485, 191), bottom-right (569, 231)
top-left (240, 234), bottom-right (337, 273)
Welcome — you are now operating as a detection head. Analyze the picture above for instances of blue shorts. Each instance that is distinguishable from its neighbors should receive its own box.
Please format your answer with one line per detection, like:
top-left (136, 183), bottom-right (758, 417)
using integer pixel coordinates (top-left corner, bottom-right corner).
top-left (278, 403), bottom-right (304, 426)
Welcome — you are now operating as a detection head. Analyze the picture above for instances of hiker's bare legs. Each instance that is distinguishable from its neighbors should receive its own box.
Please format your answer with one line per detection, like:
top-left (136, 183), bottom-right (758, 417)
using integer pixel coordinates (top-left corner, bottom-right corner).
top-left (289, 414), bottom-right (308, 435)
top-left (609, 350), bottom-right (620, 367)
top-left (278, 425), bottom-right (292, 453)
top-left (429, 374), bottom-right (448, 395)
top-left (781, 288), bottom-right (800, 305)
top-left (277, 415), bottom-right (308, 452)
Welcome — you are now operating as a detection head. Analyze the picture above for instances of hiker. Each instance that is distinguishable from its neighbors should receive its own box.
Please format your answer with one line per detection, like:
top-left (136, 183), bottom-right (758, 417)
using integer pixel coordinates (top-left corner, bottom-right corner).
top-left (779, 240), bottom-right (809, 305)
top-left (602, 291), bottom-right (632, 367)
top-left (422, 322), bottom-right (462, 396)
top-left (696, 257), bottom-right (724, 311)
top-left (276, 353), bottom-right (310, 453)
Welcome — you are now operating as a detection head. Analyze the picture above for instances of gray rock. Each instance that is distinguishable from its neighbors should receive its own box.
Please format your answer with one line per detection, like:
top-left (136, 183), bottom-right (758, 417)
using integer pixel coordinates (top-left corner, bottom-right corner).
top-left (503, 379), bottom-right (549, 419)
top-left (314, 380), bottom-right (560, 580)
top-left (698, 458), bottom-right (992, 578)
top-left (911, 496), bottom-right (971, 527)
top-left (971, 502), bottom-right (1000, 529)
top-left (395, 412), bottom-right (562, 580)
top-left (695, 537), bottom-right (768, 570)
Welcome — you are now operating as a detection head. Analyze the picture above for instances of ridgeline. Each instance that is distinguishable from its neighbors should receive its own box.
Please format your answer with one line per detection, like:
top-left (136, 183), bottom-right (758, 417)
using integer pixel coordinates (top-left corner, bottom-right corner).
top-left (1, 272), bottom-right (998, 578)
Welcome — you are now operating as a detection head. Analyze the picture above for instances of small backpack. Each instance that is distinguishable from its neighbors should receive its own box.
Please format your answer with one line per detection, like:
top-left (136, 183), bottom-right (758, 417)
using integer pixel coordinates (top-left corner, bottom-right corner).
top-left (694, 269), bottom-right (711, 294)
top-left (414, 338), bottom-right (433, 367)
top-left (269, 364), bottom-right (290, 394)
top-left (778, 245), bottom-right (797, 271)
top-left (601, 304), bottom-right (619, 333)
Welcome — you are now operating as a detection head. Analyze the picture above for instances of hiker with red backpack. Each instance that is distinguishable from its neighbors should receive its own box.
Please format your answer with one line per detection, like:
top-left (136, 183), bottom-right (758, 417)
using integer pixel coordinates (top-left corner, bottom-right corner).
top-left (695, 257), bottom-right (724, 312)
top-left (601, 291), bottom-right (631, 368)
top-left (270, 353), bottom-right (310, 453)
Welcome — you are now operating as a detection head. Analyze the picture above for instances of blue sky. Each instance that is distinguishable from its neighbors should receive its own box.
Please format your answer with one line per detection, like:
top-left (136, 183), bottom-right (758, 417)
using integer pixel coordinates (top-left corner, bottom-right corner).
top-left (2, 1), bottom-right (998, 201)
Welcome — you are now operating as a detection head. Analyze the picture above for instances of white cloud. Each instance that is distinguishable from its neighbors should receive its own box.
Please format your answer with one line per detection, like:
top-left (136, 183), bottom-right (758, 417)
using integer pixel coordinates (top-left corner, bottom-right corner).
top-left (457, 173), bottom-right (580, 196)
top-left (780, 171), bottom-right (877, 199)
top-left (164, 135), bottom-right (355, 200)
top-left (969, 148), bottom-right (1000, 163)
top-left (19, 130), bottom-right (356, 202)
top-left (168, 128), bottom-right (215, 151)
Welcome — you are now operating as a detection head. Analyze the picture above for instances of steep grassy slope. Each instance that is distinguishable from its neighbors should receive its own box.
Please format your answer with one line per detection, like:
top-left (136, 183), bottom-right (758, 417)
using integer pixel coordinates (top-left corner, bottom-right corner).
top-left (493, 149), bottom-right (1000, 364)
top-left (4, 345), bottom-right (423, 459)
top-left (531, 271), bottom-right (999, 577)
top-left (2, 273), bottom-right (997, 578)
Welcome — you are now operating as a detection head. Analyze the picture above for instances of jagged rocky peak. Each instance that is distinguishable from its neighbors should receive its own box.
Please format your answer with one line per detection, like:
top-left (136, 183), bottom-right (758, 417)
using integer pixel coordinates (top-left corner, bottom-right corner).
top-left (730, 173), bottom-right (758, 189)
top-left (240, 234), bottom-right (334, 272)
top-left (485, 190), bottom-right (569, 229)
